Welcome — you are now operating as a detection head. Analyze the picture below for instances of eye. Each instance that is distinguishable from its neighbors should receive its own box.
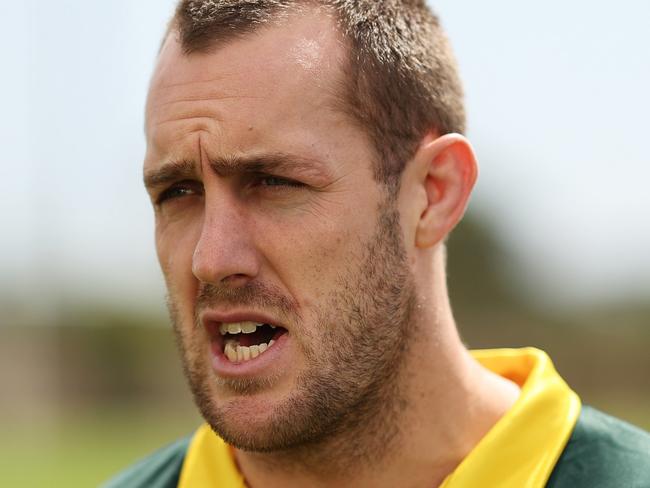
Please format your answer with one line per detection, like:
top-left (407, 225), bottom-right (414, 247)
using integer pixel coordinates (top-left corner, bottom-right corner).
top-left (156, 180), bottom-right (203, 205)
top-left (258, 175), bottom-right (304, 188)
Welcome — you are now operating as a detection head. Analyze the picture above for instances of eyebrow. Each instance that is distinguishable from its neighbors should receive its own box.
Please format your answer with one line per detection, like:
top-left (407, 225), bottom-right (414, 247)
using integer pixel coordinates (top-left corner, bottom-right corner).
top-left (143, 152), bottom-right (334, 192)
top-left (143, 158), bottom-right (197, 191)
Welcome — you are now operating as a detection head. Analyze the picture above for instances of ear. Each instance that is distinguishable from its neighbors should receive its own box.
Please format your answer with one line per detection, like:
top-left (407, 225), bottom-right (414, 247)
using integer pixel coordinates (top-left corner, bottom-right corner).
top-left (413, 133), bottom-right (478, 248)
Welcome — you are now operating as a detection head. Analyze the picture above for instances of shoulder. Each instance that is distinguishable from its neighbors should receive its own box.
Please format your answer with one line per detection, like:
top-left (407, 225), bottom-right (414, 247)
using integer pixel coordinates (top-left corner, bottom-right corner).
top-left (101, 436), bottom-right (191, 488)
top-left (547, 405), bottom-right (650, 487)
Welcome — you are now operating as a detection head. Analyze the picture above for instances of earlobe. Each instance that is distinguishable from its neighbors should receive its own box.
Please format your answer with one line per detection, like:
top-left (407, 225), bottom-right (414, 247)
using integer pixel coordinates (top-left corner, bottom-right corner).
top-left (415, 134), bottom-right (478, 248)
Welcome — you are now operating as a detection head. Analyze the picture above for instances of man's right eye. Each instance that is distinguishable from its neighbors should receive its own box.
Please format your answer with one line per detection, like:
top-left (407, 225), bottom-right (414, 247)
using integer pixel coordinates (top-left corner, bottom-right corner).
top-left (156, 181), bottom-right (203, 205)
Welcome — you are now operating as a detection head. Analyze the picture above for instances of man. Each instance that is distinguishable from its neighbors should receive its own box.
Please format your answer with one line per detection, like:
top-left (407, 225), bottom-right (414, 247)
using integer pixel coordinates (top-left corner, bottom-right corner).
top-left (107, 1), bottom-right (650, 486)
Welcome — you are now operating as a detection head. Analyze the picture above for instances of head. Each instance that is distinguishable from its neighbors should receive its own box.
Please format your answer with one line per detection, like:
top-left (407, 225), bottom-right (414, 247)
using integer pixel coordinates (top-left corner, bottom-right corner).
top-left (144, 0), bottom-right (477, 457)
top-left (170, 0), bottom-right (466, 189)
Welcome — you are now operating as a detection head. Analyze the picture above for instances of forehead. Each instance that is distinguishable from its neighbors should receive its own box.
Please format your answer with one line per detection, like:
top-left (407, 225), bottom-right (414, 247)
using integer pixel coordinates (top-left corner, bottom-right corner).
top-left (144, 8), bottom-right (365, 173)
top-left (151, 9), bottom-right (344, 99)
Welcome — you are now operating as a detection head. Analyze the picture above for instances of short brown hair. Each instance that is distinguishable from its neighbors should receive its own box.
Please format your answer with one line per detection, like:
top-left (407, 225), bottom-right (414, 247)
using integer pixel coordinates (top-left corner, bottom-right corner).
top-left (170, 0), bottom-right (465, 187)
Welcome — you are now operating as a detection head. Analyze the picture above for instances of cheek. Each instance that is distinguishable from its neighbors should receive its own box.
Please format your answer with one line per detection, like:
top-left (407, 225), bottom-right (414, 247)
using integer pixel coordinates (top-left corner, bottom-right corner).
top-left (263, 213), bottom-right (365, 306)
top-left (156, 212), bottom-right (202, 265)
top-left (156, 220), bottom-right (202, 310)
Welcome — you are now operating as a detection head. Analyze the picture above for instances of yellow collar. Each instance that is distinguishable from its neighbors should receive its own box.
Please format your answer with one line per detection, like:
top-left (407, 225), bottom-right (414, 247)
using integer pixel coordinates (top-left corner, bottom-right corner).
top-left (179, 348), bottom-right (580, 488)
top-left (440, 348), bottom-right (581, 487)
top-left (178, 424), bottom-right (246, 488)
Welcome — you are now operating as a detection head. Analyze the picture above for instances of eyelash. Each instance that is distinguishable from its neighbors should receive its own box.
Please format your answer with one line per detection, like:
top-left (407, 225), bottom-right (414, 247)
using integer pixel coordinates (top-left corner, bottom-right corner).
top-left (156, 175), bottom-right (303, 205)
top-left (156, 181), bottom-right (202, 205)
top-left (257, 175), bottom-right (303, 188)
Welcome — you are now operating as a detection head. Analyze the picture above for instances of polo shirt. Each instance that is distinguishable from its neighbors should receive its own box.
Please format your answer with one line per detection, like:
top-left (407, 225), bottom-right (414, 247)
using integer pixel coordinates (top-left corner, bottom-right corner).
top-left (103, 348), bottom-right (650, 487)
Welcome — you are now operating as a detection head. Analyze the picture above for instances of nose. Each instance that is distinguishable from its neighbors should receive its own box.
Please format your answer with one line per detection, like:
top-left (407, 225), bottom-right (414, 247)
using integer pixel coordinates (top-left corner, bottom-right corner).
top-left (191, 195), bottom-right (260, 287)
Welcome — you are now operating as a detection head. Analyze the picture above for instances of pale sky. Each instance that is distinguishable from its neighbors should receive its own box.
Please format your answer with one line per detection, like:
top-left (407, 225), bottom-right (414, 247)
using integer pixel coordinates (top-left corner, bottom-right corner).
top-left (1, 0), bottom-right (648, 310)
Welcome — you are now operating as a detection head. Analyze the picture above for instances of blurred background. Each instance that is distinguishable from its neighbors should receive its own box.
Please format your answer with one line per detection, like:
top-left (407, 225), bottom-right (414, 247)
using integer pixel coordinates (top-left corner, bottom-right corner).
top-left (1, 0), bottom-right (648, 486)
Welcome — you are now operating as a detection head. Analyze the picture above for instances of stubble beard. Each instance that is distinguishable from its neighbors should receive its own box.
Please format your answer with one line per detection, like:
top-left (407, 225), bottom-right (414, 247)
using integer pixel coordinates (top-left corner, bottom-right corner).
top-left (168, 197), bottom-right (418, 470)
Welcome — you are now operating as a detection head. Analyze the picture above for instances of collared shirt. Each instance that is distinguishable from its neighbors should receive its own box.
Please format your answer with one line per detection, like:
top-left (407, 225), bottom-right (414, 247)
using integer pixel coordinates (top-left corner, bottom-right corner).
top-left (178, 348), bottom-right (580, 488)
top-left (104, 347), bottom-right (650, 488)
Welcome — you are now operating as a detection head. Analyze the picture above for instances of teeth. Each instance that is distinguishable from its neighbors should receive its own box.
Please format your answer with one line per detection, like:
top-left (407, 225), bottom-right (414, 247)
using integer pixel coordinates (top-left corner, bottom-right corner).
top-left (224, 341), bottom-right (238, 362)
top-left (227, 323), bottom-right (242, 334)
top-left (223, 339), bottom-right (278, 363)
top-left (219, 321), bottom-right (266, 336)
top-left (241, 322), bottom-right (257, 334)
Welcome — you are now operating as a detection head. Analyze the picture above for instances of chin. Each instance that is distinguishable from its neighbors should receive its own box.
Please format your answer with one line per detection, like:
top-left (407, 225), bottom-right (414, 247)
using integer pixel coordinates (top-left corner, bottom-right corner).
top-left (200, 394), bottom-right (312, 452)
top-left (185, 367), bottom-right (297, 450)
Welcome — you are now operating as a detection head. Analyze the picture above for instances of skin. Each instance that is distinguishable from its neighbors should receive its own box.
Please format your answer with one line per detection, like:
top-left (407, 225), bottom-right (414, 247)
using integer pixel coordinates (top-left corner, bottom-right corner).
top-left (144, 8), bottom-right (520, 488)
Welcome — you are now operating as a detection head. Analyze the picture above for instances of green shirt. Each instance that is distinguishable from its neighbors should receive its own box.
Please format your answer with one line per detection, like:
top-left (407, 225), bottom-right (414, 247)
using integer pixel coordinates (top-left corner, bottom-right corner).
top-left (103, 406), bottom-right (650, 487)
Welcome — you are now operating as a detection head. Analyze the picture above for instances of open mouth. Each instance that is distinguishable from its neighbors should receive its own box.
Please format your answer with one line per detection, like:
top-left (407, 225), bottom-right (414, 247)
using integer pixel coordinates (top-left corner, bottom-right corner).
top-left (217, 321), bottom-right (287, 363)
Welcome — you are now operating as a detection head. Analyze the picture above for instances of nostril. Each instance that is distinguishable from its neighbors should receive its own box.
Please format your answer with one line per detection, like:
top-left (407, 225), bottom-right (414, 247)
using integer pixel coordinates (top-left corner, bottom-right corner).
top-left (220, 273), bottom-right (254, 287)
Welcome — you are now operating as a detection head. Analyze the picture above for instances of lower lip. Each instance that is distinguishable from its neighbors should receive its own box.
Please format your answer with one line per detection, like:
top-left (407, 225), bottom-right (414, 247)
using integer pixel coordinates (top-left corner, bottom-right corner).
top-left (209, 331), bottom-right (290, 378)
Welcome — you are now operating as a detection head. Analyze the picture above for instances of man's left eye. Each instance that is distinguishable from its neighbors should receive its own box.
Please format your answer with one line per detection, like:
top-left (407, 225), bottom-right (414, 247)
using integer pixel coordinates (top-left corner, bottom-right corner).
top-left (259, 176), bottom-right (302, 188)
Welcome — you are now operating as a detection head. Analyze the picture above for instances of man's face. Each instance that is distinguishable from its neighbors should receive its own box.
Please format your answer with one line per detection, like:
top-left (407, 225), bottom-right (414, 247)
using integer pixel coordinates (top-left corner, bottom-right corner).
top-left (144, 11), bottom-right (417, 451)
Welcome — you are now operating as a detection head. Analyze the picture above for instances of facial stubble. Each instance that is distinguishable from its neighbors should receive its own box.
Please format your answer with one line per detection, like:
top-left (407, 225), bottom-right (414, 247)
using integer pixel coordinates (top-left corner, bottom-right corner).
top-left (168, 198), bottom-right (417, 469)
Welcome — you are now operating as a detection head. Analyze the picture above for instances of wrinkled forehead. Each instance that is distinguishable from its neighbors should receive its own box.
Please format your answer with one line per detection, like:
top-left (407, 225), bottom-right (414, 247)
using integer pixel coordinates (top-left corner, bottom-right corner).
top-left (145, 8), bottom-right (349, 127)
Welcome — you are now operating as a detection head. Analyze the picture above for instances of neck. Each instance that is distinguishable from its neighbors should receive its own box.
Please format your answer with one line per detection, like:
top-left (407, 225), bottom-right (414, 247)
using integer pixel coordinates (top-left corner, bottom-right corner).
top-left (234, 338), bottom-right (519, 488)
top-left (235, 249), bottom-right (520, 488)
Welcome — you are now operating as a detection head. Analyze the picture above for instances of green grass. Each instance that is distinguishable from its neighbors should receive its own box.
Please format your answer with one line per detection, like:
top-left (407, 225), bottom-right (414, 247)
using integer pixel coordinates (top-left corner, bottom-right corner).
top-left (0, 408), bottom-right (200, 488)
